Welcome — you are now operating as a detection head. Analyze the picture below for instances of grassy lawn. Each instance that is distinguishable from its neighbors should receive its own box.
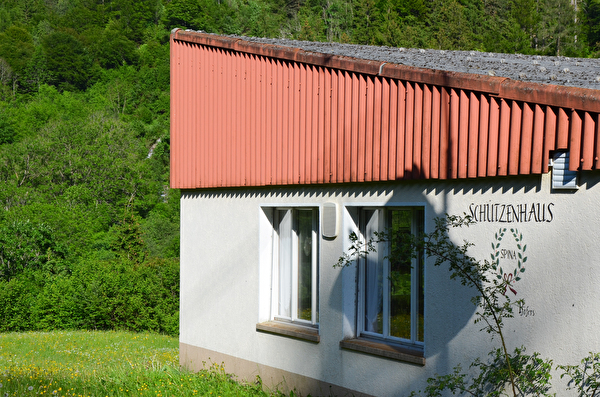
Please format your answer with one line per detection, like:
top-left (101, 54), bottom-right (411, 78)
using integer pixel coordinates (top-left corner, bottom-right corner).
top-left (0, 331), bottom-right (280, 397)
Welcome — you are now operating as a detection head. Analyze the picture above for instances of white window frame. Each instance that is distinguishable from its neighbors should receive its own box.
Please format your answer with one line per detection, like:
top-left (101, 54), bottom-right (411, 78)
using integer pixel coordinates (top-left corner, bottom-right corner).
top-left (270, 207), bottom-right (319, 326)
top-left (354, 206), bottom-right (425, 347)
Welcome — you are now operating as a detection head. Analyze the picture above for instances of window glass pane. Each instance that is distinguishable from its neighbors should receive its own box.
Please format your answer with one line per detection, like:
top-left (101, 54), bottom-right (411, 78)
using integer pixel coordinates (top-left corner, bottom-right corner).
top-left (364, 210), bottom-right (383, 334)
top-left (278, 210), bottom-right (292, 318)
top-left (417, 208), bottom-right (424, 342)
top-left (297, 209), bottom-right (313, 321)
top-left (389, 210), bottom-right (412, 339)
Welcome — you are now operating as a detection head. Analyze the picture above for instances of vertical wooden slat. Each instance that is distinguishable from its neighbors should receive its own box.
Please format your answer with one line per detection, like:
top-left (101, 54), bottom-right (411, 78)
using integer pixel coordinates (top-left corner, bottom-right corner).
top-left (217, 48), bottom-right (223, 187)
top-left (508, 100), bottom-right (522, 175)
top-left (486, 97), bottom-right (500, 177)
top-left (569, 110), bottom-right (583, 171)
top-left (421, 84), bottom-right (432, 179)
top-left (520, 102), bottom-right (534, 174)
top-left (244, 54), bottom-right (252, 185)
top-left (371, 77), bottom-right (382, 181)
top-left (331, 69), bottom-right (339, 183)
top-left (200, 44), bottom-right (208, 186)
top-left (217, 49), bottom-right (224, 186)
top-left (311, 65), bottom-right (319, 183)
top-left (458, 90), bottom-right (470, 179)
top-left (299, 64), bottom-right (307, 184)
top-left (317, 66), bottom-right (325, 183)
top-left (350, 73), bottom-right (360, 182)
top-left (365, 76), bottom-right (375, 182)
top-left (257, 55), bottom-right (264, 186)
top-left (357, 74), bottom-right (368, 182)
top-left (307, 65), bottom-right (315, 183)
top-left (581, 111), bottom-right (595, 170)
top-left (186, 43), bottom-right (193, 187)
top-left (221, 50), bottom-right (229, 186)
top-left (344, 71), bottom-right (353, 182)
top-left (214, 48), bottom-right (221, 186)
top-left (449, 88), bottom-right (460, 179)
top-left (439, 87), bottom-right (450, 180)
top-left (467, 91), bottom-right (479, 178)
top-left (396, 81), bottom-right (406, 179)
top-left (404, 82), bottom-right (415, 178)
top-left (293, 62), bottom-right (301, 184)
top-left (543, 106), bottom-right (557, 173)
top-left (323, 67), bottom-right (332, 183)
top-left (477, 94), bottom-right (490, 178)
top-left (169, 40), bottom-right (176, 187)
top-left (337, 70), bottom-right (346, 183)
top-left (277, 60), bottom-right (283, 184)
top-left (497, 99), bottom-right (511, 176)
top-left (595, 114), bottom-right (600, 170)
top-left (380, 78), bottom-right (390, 181)
top-left (218, 49), bottom-right (225, 185)
top-left (388, 79), bottom-right (398, 180)
top-left (229, 49), bottom-right (237, 185)
top-left (430, 86), bottom-right (441, 179)
top-left (206, 47), bottom-right (213, 186)
top-left (531, 104), bottom-right (545, 174)
top-left (223, 50), bottom-right (230, 185)
top-left (268, 58), bottom-right (276, 185)
top-left (257, 55), bottom-right (265, 185)
top-left (173, 41), bottom-right (182, 186)
top-left (557, 107), bottom-right (570, 149)
top-left (413, 83), bottom-right (424, 179)
top-left (281, 61), bottom-right (289, 184)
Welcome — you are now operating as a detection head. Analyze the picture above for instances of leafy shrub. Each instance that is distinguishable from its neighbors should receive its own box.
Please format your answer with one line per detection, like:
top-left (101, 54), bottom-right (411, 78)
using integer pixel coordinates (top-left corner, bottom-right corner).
top-left (0, 220), bottom-right (66, 282)
top-left (0, 256), bottom-right (179, 336)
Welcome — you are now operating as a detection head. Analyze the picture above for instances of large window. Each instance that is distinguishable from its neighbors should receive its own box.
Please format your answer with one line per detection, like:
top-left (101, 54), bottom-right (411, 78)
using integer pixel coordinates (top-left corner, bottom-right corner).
top-left (272, 208), bottom-right (318, 325)
top-left (358, 207), bottom-right (424, 346)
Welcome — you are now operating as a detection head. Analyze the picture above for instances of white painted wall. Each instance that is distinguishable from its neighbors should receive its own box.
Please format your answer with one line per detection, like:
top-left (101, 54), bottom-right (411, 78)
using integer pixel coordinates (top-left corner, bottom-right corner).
top-left (180, 171), bottom-right (600, 396)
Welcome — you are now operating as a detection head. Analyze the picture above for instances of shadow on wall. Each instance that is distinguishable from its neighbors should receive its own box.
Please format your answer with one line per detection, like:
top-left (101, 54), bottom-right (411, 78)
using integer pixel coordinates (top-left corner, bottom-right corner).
top-left (322, 180), bottom-right (479, 396)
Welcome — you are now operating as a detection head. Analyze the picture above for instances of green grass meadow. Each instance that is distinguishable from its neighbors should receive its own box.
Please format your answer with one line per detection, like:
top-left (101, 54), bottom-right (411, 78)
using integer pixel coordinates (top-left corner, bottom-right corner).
top-left (0, 331), bottom-right (280, 397)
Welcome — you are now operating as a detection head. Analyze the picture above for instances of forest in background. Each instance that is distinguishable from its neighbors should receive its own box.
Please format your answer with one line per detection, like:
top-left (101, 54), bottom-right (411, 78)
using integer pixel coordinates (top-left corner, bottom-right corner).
top-left (0, 0), bottom-right (598, 336)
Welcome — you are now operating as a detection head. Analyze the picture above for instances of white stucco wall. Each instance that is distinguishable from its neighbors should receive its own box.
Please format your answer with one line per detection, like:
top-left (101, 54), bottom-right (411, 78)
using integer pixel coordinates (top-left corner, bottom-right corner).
top-left (180, 171), bottom-right (600, 396)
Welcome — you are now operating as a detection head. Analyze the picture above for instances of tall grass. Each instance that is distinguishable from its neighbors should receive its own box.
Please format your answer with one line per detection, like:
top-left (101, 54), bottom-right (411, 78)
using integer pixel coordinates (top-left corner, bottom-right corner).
top-left (0, 331), bottom-right (281, 397)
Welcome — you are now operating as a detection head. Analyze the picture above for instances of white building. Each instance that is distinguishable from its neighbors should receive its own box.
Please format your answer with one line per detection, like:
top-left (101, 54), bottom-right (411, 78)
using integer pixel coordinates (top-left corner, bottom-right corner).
top-left (171, 29), bottom-right (600, 396)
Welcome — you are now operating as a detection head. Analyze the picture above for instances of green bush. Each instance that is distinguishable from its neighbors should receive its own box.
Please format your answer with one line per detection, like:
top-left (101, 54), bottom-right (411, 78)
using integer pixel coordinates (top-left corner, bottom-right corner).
top-left (0, 257), bottom-right (179, 336)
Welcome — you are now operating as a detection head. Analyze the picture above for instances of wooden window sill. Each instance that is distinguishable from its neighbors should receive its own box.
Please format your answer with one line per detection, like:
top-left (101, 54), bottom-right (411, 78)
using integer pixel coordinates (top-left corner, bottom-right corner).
top-left (256, 321), bottom-right (320, 343)
top-left (340, 338), bottom-right (425, 365)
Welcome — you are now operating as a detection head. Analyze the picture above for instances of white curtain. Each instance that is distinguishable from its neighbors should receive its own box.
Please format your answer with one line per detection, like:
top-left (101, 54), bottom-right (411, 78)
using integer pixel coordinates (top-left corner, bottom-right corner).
top-left (278, 210), bottom-right (292, 318)
top-left (364, 210), bottom-right (383, 334)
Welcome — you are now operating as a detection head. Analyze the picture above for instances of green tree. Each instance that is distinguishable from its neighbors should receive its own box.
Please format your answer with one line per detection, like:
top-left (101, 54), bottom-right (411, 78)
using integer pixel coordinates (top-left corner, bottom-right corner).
top-left (579, 0), bottom-right (600, 53)
top-left (534, 0), bottom-right (582, 56)
top-left (430, 0), bottom-right (475, 50)
top-left (0, 220), bottom-right (65, 281)
top-left (351, 0), bottom-right (382, 44)
top-left (42, 31), bottom-right (95, 90)
top-left (0, 25), bottom-right (34, 93)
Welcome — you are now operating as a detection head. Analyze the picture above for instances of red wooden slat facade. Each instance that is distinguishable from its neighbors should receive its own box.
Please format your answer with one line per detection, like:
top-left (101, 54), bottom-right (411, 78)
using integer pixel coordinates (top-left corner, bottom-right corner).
top-left (170, 31), bottom-right (600, 189)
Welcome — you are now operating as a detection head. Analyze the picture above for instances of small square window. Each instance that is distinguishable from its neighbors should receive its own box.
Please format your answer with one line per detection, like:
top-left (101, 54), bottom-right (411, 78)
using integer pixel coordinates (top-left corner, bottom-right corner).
top-left (271, 208), bottom-right (319, 325)
top-left (357, 207), bottom-right (424, 346)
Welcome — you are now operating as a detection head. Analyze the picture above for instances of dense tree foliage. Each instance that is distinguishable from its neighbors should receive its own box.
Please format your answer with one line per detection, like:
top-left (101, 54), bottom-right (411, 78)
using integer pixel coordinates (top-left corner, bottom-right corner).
top-left (0, 0), bottom-right (596, 335)
top-left (0, 0), bottom-right (176, 334)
